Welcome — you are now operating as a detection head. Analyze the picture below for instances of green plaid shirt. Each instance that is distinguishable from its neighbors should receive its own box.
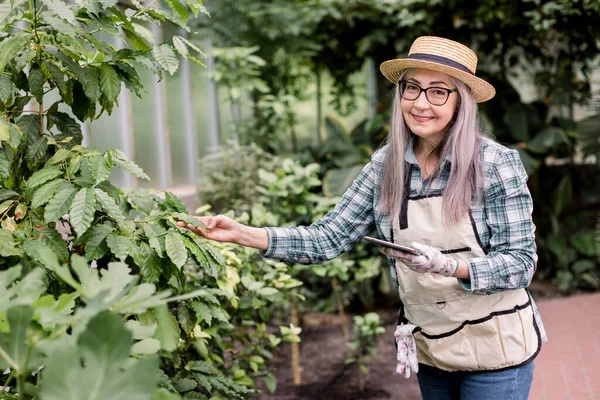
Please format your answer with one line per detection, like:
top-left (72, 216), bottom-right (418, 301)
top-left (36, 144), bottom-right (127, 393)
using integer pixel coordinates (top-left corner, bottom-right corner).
top-left (263, 137), bottom-right (546, 342)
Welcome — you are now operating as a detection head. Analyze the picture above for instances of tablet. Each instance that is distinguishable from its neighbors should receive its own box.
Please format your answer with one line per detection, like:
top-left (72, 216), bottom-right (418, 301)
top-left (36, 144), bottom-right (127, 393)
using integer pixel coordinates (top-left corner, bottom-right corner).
top-left (363, 236), bottom-right (423, 256)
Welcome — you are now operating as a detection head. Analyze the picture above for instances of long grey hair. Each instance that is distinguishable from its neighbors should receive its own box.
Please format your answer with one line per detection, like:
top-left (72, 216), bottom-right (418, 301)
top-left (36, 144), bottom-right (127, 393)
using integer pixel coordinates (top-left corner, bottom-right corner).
top-left (379, 70), bottom-right (484, 228)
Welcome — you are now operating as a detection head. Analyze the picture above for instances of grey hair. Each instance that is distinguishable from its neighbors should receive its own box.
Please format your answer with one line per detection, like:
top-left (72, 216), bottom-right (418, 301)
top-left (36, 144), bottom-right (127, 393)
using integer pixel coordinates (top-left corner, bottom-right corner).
top-left (379, 70), bottom-right (484, 228)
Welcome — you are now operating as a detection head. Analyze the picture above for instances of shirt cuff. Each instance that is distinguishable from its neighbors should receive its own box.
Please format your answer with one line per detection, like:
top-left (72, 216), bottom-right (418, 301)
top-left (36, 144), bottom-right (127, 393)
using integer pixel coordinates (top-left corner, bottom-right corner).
top-left (259, 227), bottom-right (276, 258)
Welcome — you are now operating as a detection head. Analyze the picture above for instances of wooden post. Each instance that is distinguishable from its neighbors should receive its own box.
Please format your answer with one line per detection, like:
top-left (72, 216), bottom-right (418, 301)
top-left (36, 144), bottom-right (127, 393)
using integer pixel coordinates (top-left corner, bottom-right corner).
top-left (332, 278), bottom-right (349, 339)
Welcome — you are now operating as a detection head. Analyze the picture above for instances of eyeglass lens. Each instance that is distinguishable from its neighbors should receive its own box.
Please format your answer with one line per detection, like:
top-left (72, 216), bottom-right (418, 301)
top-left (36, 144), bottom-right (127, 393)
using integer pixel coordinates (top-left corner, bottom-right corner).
top-left (400, 82), bottom-right (450, 106)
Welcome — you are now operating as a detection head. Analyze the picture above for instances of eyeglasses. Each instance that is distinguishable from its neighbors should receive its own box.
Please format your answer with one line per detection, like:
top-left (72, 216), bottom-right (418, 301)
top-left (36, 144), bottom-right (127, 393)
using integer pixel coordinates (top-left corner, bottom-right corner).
top-left (398, 80), bottom-right (458, 106)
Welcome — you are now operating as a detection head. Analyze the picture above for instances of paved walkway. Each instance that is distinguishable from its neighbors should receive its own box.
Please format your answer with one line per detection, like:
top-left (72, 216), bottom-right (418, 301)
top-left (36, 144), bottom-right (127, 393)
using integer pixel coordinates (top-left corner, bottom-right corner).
top-left (529, 292), bottom-right (600, 400)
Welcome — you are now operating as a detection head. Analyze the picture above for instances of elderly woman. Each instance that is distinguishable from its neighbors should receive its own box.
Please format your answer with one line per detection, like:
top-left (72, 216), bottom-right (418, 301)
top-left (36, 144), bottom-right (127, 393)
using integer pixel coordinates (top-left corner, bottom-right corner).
top-left (180, 36), bottom-right (546, 400)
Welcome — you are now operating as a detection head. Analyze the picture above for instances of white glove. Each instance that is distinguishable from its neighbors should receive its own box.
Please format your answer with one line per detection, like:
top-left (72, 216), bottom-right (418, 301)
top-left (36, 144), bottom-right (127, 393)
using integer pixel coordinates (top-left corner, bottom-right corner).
top-left (381, 242), bottom-right (459, 277)
top-left (394, 323), bottom-right (418, 378)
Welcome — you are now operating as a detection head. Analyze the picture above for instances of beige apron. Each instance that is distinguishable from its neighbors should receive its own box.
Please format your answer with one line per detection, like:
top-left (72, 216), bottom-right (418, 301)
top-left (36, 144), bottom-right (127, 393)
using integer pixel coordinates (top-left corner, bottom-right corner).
top-left (393, 195), bottom-right (541, 372)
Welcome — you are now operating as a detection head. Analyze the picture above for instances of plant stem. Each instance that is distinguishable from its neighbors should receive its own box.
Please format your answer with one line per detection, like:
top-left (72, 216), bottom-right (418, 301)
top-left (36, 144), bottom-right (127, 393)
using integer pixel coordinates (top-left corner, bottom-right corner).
top-left (39, 99), bottom-right (44, 136)
top-left (289, 295), bottom-right (301, 385)
top-left (0, 345), bottom-right (19, 375)
top-left (332, 278), bottom-right (349, 339)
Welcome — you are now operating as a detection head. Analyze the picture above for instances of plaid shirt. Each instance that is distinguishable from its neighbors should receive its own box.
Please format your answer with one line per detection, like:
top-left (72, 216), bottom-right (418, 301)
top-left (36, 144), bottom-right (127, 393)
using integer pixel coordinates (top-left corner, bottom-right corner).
top-left (263, 137), bottom-right (546, 342)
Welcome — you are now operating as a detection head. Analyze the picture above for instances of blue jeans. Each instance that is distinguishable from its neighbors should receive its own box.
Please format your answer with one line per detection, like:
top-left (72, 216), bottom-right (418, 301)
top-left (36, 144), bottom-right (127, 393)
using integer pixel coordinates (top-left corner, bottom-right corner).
top-left (416, 361), bottom-right (535, 400)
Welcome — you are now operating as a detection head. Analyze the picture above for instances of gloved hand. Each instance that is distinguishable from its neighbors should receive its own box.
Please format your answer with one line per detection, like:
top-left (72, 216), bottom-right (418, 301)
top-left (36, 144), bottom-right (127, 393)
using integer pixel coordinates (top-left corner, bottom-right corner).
top-left (395, 323), bottom-right (418, 378)
top-left (380, 242), bottom-right (459, 277)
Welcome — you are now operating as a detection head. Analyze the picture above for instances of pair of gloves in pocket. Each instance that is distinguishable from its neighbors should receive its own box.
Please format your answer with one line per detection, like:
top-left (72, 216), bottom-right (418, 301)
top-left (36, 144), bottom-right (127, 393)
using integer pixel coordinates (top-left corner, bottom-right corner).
top-left (387, 243), bottom-right (461, 378)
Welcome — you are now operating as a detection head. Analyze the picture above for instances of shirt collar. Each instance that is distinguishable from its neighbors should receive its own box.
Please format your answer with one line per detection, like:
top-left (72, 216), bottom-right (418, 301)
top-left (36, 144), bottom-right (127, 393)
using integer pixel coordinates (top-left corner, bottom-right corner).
top-left (404, 136), bottom-right (452, 166)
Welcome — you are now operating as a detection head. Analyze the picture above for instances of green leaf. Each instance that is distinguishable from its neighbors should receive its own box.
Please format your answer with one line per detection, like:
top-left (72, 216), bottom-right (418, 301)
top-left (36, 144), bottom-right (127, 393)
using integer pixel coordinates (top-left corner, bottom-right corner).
top-left (164, 0), bottom-right (188, 22)
top-left (31, 179), bottom-right (62, 208)
top-left (42, 11), bottom-right (77, 37)
top-left (264, 373), bottom-right (277, 394)
top-left (133, 243), bottom-right (163, 284)
top-left (27, 165), bottom-right (63, 189)
top-left (0, 73), bottom-right (17, 103)
top-left (39, 227), bottom-right (69, 263)
top-left (48, 112), bottom-right (83, 147)
top-left (94, 188), bottom-right (126, 227)
top-left (552, 176), bottom-right (572, 216)
top-left (106, 233), bottom-right (134, 261)
top-left (0, 35), bottom-right (29, 72)
top-left (40, 311), bottom-right (159, 400)
top-left (40, 0), bottom-right (75, 21)
top-left (172, 36), bottom-right (189, 59)
top-left (130, 338), bottom-right (161, 356)
top-left (28, 63), bottom-right (44, 103)
top-left (2, 305), bottom-right (33, 372)
top-left (89, 154), bottom-right (111, 185)
top-left (26, 135), bottom-right (49, 168)
top-left (80, 224), bottom-right (113, 260)
top-left (108, 149), bottom-right (151, 180)
top-left (571, 230), bottom-right (598, 257)
top-left (165, 231), bottom-right (187, 268)
top-left (0, 151), bottom-right (10, 181)
top-left (192, 302), bottom-right (212, 326)
top-left (0, 229), bottom-right (22, 257)
top-left (44, 184), bottom-right (77, 223)
top-left (177, 304), bottom-right (196, 334)
top-left (165, 191), bottom-right (187, 213)
top-left (99, 64), bottom-right (121, 114)
top-left (70, 188), bottom-right (96, 236)
top-left (154, 304), bottom-right (180, 352)
top-left (122, 26), bottom-right (152, 52)
top-left (23, 240), bottom-right (80, 289)
top-left (46, 148), bottom-right (72, 166)
top-left (152, 44), bottom-right (179, 76)
top-left (0, 188), bottom-right (19, 202)
top-left (172, 212), bottom-right (206, 230)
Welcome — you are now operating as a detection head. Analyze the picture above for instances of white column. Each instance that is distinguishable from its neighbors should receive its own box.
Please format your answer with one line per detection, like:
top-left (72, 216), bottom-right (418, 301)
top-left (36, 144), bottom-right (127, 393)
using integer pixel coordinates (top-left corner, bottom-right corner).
top-left (151, 23), bottom-right (173, 189)
top-left (179, 29), bottom-right (199, 186)
top-left (204, 38), bottom-right (221, 152)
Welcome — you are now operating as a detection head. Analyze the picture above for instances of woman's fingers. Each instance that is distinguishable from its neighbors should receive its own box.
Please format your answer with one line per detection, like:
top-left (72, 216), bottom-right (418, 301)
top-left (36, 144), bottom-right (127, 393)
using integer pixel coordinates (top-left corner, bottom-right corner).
top-left (379, 247), bottom-right (415, 261)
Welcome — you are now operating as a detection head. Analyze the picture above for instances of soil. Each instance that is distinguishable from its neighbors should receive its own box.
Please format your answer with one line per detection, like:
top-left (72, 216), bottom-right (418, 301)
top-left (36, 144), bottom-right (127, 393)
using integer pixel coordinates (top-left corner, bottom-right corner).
top-left (252, 309), bottom-right (422, 400)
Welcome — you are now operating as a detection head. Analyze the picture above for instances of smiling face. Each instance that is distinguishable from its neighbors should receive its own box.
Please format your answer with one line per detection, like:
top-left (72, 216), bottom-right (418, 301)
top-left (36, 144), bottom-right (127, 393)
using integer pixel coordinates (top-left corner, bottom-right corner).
top-left (400, 69), bottom-right (459, 146)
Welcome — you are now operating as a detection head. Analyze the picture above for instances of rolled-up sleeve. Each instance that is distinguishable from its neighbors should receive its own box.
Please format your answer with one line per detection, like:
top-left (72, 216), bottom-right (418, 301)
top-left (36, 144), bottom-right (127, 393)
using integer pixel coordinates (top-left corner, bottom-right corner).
top-left (261, 156), bottom-right (380, 265)
top-left (459, 149), bottom-right (538, 294)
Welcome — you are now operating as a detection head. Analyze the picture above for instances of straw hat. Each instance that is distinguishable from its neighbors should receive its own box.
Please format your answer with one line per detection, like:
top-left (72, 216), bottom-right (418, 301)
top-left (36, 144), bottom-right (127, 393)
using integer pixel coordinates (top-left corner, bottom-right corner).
top-left (380, 36), bottom-right (495, 103)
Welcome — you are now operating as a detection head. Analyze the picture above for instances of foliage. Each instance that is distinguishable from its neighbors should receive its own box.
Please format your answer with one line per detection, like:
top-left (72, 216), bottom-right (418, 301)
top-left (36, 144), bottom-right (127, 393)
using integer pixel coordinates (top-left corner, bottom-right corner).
top-left (0, 0), bottom-right (298, 398)
top-left (345, 312), bottom-right (386, 391)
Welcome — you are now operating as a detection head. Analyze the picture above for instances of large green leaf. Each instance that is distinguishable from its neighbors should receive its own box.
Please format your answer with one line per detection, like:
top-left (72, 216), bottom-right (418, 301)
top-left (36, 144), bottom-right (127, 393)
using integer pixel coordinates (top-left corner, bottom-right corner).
top-left (108, 149), bottom-right (151, 180)
top-left (89, 154), bottom-right (111, 185)
top-left (48, 112), bottom-right (83, 147)
top-left (0, 229), bottom-right (22, 257)
top-left (23, 240), bottom-right (80, 290)
top-left (31, 179), bottom-right (63, 208)
top-left (0, 35), bottom-right (29, 72)
top-left (152, 44), bottom-right (179, 76)
top-left (94, 188), bottom-right (126, 227)
top-left (106, 233), bottom-right (134, 261)
top-left (83, 224), bottom-right (112, 261)
top-left (39, 311), bottom-right (159, 400)
top-left (28, 63), bottom-right (44, 103)
top-left (40, 0), bottom-right (75, 21)
top-left (0, 73), bottom-right (17, 103)
top-left (0, 306), bottom-right (33, 372)
top-left (39, 227), bottom-right (69, 263)
top-left (165, 231), bottom-right (187, 268)
top-left (503, 103), bottom-right (530, 142)
top-left (552, 176), bottom-right (572, 217)
top-left (323, 165), bottom-right (364, 197)
top-left (42, 11), bottom-right (77, 37)
top-left (44, 184), bottom-right (77, 223)
top-left (27, 165), bottom-right (63, 189)
top-left (99, 64), bottom-right (121, 114)
top-left (70, 187), bottom-right (96, 236)
top-left (153, 304), bottom-right (180, 351)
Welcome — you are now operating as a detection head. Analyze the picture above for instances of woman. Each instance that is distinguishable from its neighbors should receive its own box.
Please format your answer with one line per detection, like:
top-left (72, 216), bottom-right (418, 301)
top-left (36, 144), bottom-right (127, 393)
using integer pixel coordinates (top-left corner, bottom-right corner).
top-left (180, 36), bottom-right (546, 400)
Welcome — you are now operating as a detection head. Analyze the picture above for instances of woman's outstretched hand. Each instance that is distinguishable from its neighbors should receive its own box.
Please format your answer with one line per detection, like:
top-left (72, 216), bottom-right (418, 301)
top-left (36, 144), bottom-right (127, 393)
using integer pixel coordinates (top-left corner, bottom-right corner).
top-left (176, 215), bottom-right (269, 250)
